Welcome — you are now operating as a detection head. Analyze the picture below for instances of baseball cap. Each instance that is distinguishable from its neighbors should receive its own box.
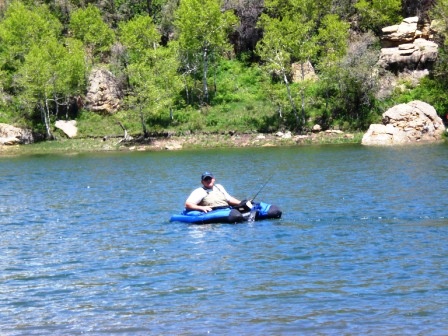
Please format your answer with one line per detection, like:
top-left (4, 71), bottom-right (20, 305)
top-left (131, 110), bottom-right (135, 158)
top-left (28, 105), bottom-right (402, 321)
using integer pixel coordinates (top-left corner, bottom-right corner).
top-left (201, 172), bottom-right (214, 180)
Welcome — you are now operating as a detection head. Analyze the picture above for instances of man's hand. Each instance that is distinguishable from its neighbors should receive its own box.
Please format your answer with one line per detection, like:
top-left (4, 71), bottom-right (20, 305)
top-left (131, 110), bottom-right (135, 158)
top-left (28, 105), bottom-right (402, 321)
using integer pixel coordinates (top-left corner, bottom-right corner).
top-left (201, 205), bottom-right (213, 213)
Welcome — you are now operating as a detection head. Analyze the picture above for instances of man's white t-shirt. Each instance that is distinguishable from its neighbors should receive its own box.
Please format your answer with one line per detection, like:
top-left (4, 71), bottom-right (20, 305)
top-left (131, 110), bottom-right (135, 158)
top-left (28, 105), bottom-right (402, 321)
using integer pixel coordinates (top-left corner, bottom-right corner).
top-left (186, 184), bottom-right (231, 205)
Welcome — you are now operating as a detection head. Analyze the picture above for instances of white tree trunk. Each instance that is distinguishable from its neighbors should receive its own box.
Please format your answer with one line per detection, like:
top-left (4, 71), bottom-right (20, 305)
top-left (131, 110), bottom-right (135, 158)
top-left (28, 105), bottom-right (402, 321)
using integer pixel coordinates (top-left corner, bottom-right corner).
top-left (202, 47), bottom-right (209, 103)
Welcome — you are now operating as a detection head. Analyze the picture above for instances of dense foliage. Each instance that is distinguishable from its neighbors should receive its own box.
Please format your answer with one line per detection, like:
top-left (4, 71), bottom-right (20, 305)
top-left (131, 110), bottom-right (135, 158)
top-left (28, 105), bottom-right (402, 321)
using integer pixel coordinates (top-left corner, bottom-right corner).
top-left (0, 0), bottom-right (446, 139)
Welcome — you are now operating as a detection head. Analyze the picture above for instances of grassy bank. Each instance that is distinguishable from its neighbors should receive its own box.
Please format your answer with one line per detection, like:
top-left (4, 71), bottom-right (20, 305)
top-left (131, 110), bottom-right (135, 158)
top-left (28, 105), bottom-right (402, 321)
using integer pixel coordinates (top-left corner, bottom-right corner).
top-left (0, 131), bottom-right (364, 156)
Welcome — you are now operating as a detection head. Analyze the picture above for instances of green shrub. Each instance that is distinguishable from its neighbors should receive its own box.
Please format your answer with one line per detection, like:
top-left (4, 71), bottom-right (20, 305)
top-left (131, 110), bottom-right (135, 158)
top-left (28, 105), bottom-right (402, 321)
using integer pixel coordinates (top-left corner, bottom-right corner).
top-left (388, 77), bottom-right (448, 117)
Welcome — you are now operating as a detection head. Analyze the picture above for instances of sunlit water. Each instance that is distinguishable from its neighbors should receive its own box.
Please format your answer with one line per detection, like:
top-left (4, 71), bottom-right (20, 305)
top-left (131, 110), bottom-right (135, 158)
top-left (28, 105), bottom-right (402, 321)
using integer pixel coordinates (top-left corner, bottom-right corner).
top-left (1, 144), bottom-right (447, 335)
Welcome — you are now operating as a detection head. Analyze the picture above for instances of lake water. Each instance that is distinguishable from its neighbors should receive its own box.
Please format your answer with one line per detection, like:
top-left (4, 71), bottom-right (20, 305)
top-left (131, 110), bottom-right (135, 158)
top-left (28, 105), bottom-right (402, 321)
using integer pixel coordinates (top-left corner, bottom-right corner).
top-left (1, 144), bottom-right (447, 335)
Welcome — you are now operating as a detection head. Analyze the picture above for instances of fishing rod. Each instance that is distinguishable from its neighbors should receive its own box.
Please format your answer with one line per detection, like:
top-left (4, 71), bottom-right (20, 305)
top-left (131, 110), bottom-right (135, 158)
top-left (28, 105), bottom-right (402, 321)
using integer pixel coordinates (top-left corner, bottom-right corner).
top-left (250, 173), bottom-right (275, 202)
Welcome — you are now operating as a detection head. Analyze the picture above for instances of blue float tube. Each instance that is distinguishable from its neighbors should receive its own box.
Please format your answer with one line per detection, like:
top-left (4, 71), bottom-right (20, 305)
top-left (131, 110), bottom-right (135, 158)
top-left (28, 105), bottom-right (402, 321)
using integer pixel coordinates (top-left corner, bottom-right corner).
top-left (170, 202), bottom-right (282, 224)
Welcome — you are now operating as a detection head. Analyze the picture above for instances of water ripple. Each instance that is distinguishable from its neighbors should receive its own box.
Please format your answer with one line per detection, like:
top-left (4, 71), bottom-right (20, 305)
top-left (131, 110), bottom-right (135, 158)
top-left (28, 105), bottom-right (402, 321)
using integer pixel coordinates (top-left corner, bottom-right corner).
top-left (1, 146), bottom-right (448, 335)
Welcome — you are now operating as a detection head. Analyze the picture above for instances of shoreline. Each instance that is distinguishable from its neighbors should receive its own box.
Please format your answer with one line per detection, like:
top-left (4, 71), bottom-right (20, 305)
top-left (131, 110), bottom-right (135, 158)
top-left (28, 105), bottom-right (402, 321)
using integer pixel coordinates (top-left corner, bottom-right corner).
top-left (0, 131), bottom-right (364, 156)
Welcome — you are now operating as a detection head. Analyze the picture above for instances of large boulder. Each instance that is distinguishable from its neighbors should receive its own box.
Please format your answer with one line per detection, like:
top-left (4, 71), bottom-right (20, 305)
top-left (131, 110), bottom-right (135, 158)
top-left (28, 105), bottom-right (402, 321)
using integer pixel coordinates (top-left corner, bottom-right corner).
top-left (0, 123), bottom-right (38, 145)
top-left (362, 101), bottom-right (446, 146)
top-left (85, 69), bottom-right (122, 114)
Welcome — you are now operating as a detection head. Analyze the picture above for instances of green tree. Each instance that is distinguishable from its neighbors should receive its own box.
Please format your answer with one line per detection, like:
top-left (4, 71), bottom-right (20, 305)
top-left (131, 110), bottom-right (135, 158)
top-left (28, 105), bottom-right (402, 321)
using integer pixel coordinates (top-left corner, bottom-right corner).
top-left (16, 37), bottom-right (86, 139)
top-left (317, 14), bottom-right (350, 66)
top-left (69, 4), bottom-right (115, 61)
top-left (60, 38), bottom-right (88, 97)
top-left (316, 14), bottom-right (350, 125)
top-left (119, 14), bottom-right (161, 63)
top-left (355, 0), bottom-right (402, 32)
top-left (120, 15), bottom-right (181, 136)
top-left (257, 0), bottom-right (339, 131)
top-left (174, 0), bottom-right (238, 104)
top-left (126, 45), bottom-right (182, 136)
top-left (0, 1), bottom-right (62, 91)
top-left (256, 15), bottom-right (301, 126)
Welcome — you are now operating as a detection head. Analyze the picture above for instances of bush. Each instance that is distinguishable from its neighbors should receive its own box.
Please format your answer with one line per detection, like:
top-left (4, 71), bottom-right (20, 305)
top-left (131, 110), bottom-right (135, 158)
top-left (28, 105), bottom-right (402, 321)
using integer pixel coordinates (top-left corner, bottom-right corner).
top-left (387, 77), bottom-right (448, 118)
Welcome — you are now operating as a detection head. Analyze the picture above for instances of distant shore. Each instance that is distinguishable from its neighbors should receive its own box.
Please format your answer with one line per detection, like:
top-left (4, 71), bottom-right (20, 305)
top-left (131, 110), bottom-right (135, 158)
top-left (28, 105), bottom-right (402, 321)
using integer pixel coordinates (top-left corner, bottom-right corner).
top-left (0, 131), bottom-right (364, 156)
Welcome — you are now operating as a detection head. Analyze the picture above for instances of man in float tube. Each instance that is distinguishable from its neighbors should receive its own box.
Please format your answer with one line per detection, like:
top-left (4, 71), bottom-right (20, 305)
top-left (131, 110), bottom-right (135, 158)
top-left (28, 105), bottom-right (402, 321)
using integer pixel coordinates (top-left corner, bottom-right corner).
top-left (185, 172), bottom-right (241, 213)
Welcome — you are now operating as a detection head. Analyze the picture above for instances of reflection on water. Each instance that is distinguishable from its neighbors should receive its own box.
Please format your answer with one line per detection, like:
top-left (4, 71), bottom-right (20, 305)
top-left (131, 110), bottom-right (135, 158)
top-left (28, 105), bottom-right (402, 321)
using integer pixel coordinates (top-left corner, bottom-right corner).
top-left (0, 144), bottom-right (447, 335)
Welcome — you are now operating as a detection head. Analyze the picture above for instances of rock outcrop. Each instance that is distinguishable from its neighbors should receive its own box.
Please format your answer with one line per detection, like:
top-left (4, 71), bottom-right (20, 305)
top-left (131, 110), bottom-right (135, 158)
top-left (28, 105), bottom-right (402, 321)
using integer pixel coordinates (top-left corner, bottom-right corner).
top-left (0, 123), bottom-right (38, 145)
top-left (362, 101), bottom-right (446, 146)
top-left (85, 69), bottom-right (122, 114)
top-left (379, 17), bottom-right (438, 72)
top-left (291, 61), bottom-right (318, 82)
top-left (55, 120), bottom-right (78, 138)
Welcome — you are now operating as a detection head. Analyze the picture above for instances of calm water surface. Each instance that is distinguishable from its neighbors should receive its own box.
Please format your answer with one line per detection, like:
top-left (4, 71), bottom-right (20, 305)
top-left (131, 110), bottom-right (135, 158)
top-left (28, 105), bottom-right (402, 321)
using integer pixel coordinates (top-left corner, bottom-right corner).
top-left (1, 144), bottom-right (447, 335)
